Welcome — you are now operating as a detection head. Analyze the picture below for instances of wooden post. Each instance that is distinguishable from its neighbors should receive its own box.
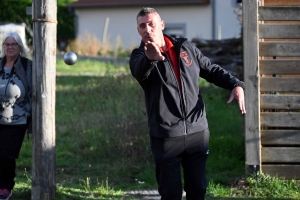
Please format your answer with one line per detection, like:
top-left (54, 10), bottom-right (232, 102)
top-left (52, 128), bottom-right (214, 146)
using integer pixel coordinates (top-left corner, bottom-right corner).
top-left (243, 0), bottom-right (260, 174)
top-left (31, 0), bottom-right (57, 199)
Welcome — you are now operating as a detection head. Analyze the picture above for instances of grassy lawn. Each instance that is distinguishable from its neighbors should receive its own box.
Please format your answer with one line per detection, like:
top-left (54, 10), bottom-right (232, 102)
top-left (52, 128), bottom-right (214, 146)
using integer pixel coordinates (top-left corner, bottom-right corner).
top-left (12, 59), bottom-right (300, 199)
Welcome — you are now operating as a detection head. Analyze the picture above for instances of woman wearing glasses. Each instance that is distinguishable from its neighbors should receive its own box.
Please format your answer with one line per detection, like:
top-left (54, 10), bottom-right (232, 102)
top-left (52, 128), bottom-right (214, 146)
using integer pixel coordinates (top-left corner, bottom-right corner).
top-left (0, 32), bottom-right (32, 200)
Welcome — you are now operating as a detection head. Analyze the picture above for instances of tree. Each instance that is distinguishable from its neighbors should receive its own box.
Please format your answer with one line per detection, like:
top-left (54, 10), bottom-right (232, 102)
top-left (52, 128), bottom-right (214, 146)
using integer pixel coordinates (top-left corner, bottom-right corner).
top-left (57, 0), bottom-right (77, 50)
top-left (0, 0), bottom-right (76, 49)
top-left (0, 0), bottom-right (32, 44)
top-left (0, 0), bottom-right (32, 23)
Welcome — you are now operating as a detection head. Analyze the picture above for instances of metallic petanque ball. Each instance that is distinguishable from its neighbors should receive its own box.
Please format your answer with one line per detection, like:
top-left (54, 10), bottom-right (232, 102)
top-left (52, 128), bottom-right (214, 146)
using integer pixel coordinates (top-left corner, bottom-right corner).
top-left (63, 52), bottom-right (77, 65)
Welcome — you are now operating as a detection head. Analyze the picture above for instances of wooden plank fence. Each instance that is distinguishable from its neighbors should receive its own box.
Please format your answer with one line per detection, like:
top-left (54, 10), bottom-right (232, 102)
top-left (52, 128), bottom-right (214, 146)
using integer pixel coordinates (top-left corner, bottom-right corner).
top-left (243, 0), bottom-right (300, 179)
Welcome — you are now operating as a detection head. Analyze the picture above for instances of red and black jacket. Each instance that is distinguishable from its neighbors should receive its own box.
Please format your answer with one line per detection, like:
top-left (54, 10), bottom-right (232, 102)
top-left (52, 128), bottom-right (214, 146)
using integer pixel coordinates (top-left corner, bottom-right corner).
top-left (129, 35), bottom-right (244, 138)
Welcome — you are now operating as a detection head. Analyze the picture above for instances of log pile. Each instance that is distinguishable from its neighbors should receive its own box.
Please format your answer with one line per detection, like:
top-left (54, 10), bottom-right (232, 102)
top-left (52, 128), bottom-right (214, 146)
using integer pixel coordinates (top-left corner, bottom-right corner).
top-left (192, 38), bottom-right (243, 80)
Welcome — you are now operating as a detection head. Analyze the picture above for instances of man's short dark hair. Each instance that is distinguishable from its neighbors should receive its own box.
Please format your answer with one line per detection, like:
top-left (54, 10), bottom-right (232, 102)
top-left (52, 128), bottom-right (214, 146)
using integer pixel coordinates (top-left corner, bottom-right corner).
top-left (136, 7), bottom-right (158, 21)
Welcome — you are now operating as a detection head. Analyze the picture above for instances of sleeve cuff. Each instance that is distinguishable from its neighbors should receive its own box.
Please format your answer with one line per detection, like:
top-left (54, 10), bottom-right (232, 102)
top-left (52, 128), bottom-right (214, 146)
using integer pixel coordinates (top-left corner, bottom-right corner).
top-left (233, 82), bottom-right (245, 90)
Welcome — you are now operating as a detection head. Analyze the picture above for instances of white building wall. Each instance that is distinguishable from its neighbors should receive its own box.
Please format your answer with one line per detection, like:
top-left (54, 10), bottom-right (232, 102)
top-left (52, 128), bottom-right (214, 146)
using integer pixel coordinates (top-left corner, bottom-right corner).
top-left (214, 0), bottom-right (241, 39)
top-left (75, 7), bottom-right (141, 49)
top-left (74, 1), bottom-right (241, 49)
top-left (74, 5), bottom-right (212, 49)
top-left (154, 5), bottom-right (212, 40)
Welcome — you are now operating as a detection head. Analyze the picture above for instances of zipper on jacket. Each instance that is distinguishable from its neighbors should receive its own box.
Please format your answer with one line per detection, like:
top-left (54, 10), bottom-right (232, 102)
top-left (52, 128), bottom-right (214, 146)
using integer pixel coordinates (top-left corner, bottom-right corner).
top-left (164, 53), bottom-right (187, 135)
top-left (180, 77), bottom-right (187, 135)
top-left (177, 42), bottom-right (188, 135)
top-left (183, 118), bottom-right (187, 135)
top-left (5, 67), bottom-right (15, 96)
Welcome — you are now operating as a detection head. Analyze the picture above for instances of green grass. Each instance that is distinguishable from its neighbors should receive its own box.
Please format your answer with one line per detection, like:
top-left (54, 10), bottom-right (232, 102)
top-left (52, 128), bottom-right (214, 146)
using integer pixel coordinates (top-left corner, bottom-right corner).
top-left (13, 59), bottom-right (300, 199)
top-left (56, 59), bottom-right (129, 75)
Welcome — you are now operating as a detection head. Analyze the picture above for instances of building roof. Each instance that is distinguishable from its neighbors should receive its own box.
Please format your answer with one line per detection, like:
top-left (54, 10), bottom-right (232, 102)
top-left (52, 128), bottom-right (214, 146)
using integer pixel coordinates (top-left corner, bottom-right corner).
top-left (68, 0), bottom-right (210, 8)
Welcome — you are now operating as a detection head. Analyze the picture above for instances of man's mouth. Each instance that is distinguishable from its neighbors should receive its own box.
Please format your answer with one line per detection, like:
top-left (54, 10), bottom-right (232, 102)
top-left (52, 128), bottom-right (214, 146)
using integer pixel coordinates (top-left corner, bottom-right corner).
top-left (145, 35), bottom-right (153, 41)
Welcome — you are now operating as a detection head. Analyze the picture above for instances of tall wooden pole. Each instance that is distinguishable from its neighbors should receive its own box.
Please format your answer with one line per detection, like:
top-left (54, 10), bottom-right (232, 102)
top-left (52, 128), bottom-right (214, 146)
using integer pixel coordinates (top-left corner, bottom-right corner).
top-left (32, 0), bottom-right (57, 199)
top-left (243, 0), bottom-right (260, 175)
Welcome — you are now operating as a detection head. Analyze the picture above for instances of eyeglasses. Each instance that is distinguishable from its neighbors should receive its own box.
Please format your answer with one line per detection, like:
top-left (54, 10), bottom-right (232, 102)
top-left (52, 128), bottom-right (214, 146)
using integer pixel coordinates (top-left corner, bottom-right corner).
top-left (3, 43), bottom-right (18, 48)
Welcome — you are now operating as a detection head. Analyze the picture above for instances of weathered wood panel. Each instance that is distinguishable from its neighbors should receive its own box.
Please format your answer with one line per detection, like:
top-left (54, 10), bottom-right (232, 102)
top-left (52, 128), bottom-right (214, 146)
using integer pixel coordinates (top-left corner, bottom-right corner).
top-left (32, 0), bottom-right (57, 199)
top-left (260, 77), bottom-right (300, 92)
top-left (260, 60), bottom-right (300, 74)
top-left (243, 0), bottom-right (260, 170)
top-left (259, 7), bottom-right (300, 21)
top-left (259, 24), bottom-right (300, 39)
top-left (262, 165), bottom-right (300, 179)
top-left (264, 0), bottom-right (300, 6)
top-left (264, 21), bottom-right (300, 25)
top-left (260, 94), bottom-right (300, 109)
top-left (262, 147), bottom-right (300, 162)
top-left (257, 0), bottom-right (300, 180)
top-left (261, 130), bottom-right (300, 145)
top-left (259, 42), bottom-right (300, 57)
top-left (261, 112), bottom-right (300, 127)
top-left (261, 56), bottom-right (300, 60)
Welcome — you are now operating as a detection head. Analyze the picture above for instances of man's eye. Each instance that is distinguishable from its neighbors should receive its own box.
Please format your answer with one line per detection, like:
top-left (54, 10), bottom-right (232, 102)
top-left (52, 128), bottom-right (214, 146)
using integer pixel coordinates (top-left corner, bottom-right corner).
top-left (139, 25), bottom-right (145, 29)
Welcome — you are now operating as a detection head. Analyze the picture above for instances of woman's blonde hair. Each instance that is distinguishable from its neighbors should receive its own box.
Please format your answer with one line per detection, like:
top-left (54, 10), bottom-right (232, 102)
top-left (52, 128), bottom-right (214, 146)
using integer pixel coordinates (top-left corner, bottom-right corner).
top-left (0, 32), bottom-right (28, 58)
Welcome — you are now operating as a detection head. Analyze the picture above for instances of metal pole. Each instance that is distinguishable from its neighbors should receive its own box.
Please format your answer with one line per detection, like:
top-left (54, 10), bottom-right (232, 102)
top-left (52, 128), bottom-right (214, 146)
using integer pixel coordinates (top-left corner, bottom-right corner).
top-left (102, 17), bottom-right (109, 43)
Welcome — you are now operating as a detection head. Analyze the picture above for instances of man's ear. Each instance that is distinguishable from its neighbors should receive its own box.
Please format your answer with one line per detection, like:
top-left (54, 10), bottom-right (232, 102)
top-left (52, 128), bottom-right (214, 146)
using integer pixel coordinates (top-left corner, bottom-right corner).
top-left (161, 20), bottom-right (165, 30)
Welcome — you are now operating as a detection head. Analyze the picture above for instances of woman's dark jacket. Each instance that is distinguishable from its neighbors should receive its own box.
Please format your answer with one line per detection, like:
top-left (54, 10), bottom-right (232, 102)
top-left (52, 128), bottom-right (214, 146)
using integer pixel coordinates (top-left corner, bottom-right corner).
top-left (129, 35), bottom-right (244, 138)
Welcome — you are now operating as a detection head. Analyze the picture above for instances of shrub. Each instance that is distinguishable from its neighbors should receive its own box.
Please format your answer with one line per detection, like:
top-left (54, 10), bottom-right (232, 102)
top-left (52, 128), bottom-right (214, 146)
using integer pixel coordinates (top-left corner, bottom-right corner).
top-left (66, 31), bottom-right (101, 56)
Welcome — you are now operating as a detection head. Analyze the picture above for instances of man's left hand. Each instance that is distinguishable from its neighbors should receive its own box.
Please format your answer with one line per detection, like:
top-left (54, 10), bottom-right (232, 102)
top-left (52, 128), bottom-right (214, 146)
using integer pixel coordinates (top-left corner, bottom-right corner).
top-left (227, 86), bottom-right (246, 114)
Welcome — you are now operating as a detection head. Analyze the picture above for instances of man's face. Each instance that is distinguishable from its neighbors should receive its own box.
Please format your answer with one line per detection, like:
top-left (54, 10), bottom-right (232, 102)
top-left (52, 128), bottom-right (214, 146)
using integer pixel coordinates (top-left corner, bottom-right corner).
top-left (137, 13), bottom-right (165, 46)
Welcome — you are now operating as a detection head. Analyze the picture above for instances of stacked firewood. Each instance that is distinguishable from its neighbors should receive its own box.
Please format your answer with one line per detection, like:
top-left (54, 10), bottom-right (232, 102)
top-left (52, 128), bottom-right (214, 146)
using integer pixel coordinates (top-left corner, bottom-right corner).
top-left (192, 38), bottom-right (243, 80)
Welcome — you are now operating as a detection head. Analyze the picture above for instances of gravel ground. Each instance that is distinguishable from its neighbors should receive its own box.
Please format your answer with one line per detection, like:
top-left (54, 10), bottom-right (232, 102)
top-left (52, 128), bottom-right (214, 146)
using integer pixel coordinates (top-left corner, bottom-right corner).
top-left (125, 189), bottom-right (186, 199)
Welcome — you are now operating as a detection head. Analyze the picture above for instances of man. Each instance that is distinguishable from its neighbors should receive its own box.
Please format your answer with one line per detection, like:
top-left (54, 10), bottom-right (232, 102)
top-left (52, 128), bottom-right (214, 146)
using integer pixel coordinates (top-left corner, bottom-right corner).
top-left (129, 7), bottom-right (246, 200)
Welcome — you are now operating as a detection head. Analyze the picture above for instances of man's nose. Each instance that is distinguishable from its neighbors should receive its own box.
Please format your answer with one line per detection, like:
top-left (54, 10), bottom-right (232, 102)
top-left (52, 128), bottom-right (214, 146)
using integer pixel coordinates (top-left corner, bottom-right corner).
top-left (145, 25), bottom-right (151, 33)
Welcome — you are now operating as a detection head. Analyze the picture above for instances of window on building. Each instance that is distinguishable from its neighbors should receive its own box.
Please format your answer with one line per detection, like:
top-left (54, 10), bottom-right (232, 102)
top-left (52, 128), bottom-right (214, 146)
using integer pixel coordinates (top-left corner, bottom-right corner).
top-left (163, 23), bottom-right (186, 38)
